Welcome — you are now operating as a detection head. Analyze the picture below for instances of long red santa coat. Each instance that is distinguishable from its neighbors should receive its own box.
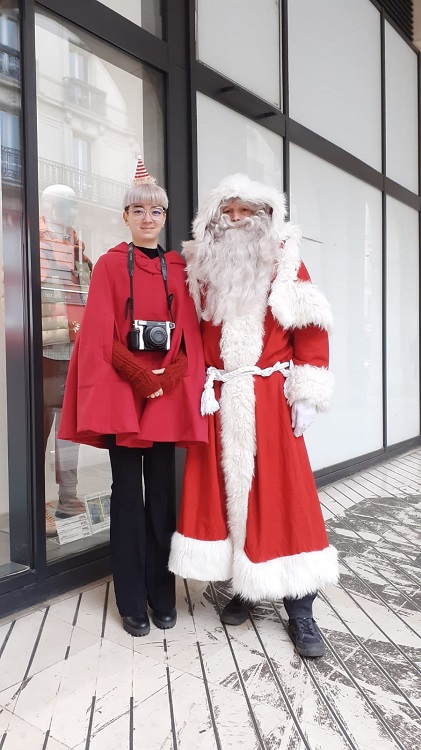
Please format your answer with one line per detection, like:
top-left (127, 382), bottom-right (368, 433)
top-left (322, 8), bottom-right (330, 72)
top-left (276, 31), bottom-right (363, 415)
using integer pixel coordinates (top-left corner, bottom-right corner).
top-left (168, 174), bottom-right (338, 602)
top-left (58, 242), bottom-right (207, 448)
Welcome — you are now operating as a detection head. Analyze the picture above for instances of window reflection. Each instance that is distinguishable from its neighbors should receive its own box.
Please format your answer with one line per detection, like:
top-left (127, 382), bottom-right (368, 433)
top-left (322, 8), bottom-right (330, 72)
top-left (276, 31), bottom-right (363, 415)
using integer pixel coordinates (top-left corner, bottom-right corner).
top-left (40, 184), bottom-right (91, 538)
top-left (35, 10), bottom-right (165, 559)
top-left (0, 10), bottom-right (19, 79)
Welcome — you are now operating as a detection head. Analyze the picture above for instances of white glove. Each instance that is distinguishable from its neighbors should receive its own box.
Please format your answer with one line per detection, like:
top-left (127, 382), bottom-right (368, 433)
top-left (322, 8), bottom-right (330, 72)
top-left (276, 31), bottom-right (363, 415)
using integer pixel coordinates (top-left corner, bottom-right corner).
top-left (291, 400), bottom-right (317, 438)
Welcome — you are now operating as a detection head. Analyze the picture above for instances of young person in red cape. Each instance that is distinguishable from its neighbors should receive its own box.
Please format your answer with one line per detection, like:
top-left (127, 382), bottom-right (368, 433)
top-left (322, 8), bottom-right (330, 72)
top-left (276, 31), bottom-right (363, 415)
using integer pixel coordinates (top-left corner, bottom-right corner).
top-left (168, 174), bottom-right (339, 658)
top-left (59, 158), bottom-right (207, 637)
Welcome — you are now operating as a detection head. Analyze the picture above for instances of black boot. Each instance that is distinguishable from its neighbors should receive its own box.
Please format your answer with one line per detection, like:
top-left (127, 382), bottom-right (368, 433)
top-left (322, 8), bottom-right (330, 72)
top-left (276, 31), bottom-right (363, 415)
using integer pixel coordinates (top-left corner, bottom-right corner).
top-left (288, 617), bottom-right (325, 657)
top-left (152, 608), bottom-right (177, 629)
top-left (122, 614), bottom-right (150, 637)
top-left (220, 595), bottom-right (251, 625)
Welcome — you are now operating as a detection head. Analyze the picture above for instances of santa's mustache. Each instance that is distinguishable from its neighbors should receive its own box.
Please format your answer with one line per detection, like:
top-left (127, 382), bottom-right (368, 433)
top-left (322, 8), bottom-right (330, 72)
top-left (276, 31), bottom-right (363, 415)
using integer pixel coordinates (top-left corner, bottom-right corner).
top-left (211, 210), bottom-right (269, 238)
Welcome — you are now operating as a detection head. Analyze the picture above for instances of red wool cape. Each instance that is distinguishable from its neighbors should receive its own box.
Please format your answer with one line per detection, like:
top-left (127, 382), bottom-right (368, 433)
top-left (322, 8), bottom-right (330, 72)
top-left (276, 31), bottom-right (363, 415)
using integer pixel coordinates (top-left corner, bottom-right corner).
top-left (169, 235), bottom-right (339, 602)
top-left (58, 242), bottom-right (208, 448)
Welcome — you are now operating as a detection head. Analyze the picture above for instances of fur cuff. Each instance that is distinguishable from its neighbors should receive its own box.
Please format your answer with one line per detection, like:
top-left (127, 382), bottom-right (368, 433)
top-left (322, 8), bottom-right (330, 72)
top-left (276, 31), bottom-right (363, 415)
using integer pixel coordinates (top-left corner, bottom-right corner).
top-left (168, 532), bottom-right (233, 581)
top-left (232, 545), bottom-right (339, 602)
top-left (284, 364), bottom-right (334, 412)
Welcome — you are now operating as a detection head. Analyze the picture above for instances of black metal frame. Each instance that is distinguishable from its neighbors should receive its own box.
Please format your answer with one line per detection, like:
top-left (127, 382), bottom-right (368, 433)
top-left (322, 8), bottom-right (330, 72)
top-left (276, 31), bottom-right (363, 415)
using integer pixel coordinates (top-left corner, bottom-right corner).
top-left (37, 0), bottom-right (169, 72)
top-left (281, 0), bottom-right (290, 208)
top-left (0, 0), bottom-right (420, 614)
top-left (376, 0), bottom-right (413, 42)
top-left (0, 0), bottom-right (41, 605)
top-left (314, 434), bottom-right (421, 488)
top-left (1, 2), bottom-right (31, 580)
top-left (380, 10), bottom-right (388, 452)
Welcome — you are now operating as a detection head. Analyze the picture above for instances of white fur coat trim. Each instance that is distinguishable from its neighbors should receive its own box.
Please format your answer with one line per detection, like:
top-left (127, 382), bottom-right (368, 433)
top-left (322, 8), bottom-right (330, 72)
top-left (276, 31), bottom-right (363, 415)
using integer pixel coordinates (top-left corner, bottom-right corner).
top-left (270, 279), bottom-right (333, 333)
top-left (268, 229), bottom-right (333, 333)
top-left (220, 375), bottom-right (256, 549)
top-left (232, 545), bottom-right (339, 602)
top-left (284, 364), bottom-right (335, 412)
top-left (168, 532), bottom-right (233, 581)
top-left (219, 308), bottom-right (267, 549)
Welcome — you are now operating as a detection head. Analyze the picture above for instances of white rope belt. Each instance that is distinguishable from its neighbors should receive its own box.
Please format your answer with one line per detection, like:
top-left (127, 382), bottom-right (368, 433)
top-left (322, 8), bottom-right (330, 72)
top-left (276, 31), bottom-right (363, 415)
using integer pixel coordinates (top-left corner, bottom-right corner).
top-left (201, 360), bottom-right (292, 416)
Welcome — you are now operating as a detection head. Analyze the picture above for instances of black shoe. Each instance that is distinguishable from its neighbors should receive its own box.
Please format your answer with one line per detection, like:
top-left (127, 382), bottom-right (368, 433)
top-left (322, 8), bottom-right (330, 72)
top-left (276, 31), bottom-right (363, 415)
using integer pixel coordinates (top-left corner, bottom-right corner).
top-left (152, 608), bottom-right (177, 629)
top-left (288, 617), bottom-right (325, 657)
top-left (122, 614), bottom-right (150, 637)
top-left (220, 595), bottom-right (251, 625)
top-left (55, 498), bottom-right (86, 519)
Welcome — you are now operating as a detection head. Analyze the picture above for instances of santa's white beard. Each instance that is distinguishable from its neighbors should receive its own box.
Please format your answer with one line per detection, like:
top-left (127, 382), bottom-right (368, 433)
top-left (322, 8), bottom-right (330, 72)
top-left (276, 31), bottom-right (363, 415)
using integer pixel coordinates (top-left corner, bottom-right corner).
top-left (193, 214), bottom-right (276, 324)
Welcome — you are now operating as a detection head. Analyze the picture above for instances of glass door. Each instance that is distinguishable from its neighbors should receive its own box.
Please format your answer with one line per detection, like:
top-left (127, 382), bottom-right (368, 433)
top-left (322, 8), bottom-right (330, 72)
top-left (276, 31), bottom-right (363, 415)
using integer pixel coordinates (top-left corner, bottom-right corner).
top-left (34, 8), bottom-right (166, 561)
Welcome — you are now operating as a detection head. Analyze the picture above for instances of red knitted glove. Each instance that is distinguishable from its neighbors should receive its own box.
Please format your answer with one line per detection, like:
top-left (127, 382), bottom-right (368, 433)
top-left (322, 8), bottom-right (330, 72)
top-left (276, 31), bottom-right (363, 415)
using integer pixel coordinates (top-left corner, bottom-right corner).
top-left (112, 339), bottom-right (161, 398)
top-left (158, 350), bottom-right (188, 393)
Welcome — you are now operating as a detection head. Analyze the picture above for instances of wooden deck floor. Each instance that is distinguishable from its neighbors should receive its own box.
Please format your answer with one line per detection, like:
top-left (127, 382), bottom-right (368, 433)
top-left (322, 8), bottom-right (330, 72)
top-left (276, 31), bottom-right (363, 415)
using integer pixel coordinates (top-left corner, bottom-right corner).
top-left (0, 449), bottom-right (420, 749)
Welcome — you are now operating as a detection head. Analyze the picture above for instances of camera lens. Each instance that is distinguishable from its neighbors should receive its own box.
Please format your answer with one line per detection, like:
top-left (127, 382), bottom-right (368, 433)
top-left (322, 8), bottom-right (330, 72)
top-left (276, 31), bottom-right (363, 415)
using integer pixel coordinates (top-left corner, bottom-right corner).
top-left (143, 324), bottom-right (167, 350)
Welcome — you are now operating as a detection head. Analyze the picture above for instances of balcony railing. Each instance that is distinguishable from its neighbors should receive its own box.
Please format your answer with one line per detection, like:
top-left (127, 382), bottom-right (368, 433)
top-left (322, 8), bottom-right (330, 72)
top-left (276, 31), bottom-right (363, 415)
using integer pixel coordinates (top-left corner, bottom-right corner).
top-left (0, 44), bottom-right (20, 81)
top-left (1, 146), bottom-right (22, 182)
top-left (38, 159), bottom-right (125, 209)
top-left (63, 77), bottom-right (107, 116)
top-left (0, 150), bottom-right (125, 208)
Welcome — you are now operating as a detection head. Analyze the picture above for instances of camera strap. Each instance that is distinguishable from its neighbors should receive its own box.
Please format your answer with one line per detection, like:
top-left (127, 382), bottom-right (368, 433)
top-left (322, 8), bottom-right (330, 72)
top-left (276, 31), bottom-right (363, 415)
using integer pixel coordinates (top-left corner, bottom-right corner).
top-left (126, 242), bottom-right (174, 325)
top-left (157, 246), bottom-right (175, 324)
top-left (126, 242), bottom-right (135, 328)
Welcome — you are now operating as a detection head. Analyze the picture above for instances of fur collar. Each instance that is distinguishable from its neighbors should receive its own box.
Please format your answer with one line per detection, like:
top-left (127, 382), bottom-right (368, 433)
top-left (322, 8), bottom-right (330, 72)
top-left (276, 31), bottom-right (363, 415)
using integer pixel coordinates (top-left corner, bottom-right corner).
top-left (269, 229), bottom-right (333, 333)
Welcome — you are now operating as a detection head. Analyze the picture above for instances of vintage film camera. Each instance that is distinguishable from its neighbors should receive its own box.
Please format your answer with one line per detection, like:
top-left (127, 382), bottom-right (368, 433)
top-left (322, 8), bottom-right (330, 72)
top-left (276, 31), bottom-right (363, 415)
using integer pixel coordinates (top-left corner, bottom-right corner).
top-left (128, 319), bottom-right (175, 352)
top-left (126, 242), bottom-right (175, 352)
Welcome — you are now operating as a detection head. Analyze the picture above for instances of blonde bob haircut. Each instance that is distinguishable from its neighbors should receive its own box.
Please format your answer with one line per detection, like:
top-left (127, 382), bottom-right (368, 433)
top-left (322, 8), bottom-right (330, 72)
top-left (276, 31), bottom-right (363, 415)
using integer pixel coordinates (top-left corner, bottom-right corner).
top-left (123, 182), bottom-right (168, 212)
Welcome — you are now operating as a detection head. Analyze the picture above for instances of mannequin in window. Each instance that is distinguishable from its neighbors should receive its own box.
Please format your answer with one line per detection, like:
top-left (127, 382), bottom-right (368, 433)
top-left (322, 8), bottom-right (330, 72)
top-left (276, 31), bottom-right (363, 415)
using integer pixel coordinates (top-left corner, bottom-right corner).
top-left (40, 184), bottom-right (92, 536)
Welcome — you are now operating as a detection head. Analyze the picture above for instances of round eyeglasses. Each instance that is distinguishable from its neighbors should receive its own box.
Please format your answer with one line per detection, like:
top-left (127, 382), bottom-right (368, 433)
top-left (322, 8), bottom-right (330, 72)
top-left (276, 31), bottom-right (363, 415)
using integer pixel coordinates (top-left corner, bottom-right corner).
top-left (127, 207), bottom-right (165, 220)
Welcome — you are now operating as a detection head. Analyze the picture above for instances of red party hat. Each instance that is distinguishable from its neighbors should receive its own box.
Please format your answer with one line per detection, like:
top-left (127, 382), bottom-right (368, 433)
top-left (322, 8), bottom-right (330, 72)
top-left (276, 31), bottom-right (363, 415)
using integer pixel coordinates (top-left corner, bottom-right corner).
top-left (132, 155), bottom-right (157, 185)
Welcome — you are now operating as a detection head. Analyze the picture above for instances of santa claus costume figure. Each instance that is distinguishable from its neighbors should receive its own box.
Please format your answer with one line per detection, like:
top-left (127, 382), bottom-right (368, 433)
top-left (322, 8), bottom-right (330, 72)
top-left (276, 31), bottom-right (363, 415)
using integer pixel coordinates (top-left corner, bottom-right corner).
top-left (169, 174), bottom-right (338, 657)
top-left (59, 158), bottom-right (207, 636)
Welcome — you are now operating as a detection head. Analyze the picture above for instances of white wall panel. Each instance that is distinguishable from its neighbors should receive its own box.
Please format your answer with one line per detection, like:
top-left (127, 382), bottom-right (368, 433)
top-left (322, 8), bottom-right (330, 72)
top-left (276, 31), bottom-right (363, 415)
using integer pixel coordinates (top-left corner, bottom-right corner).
top-left (385, 22), bottom-right (419, 193)
top-left (197, 94), bottom-right (283, 203)
top-left (386, 197), bottom-right (420, 444)
top-left (288, 0), bottom-right (382, 170)
top-left (196, 0), bottom-right (281, 107)
top-left (0, 183), bottom-right (9, 517)
top-left (290, 145), bottom-right (383, 470)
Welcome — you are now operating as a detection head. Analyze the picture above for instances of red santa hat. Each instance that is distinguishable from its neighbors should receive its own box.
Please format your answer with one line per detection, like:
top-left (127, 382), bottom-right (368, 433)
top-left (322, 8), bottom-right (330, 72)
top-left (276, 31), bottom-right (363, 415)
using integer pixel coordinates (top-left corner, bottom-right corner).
top-left (131, 155), bottom-right (157, 185)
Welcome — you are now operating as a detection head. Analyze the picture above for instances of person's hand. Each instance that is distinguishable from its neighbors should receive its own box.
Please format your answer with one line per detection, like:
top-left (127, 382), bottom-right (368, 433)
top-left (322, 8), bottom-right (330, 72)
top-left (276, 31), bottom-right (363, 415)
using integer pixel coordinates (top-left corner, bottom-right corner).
top-left (291, 400), bottom-right (317, 437)
top-left (149, 368), bottom-right (165, 397)
top-left (147, 388), bottom-right (163, 398)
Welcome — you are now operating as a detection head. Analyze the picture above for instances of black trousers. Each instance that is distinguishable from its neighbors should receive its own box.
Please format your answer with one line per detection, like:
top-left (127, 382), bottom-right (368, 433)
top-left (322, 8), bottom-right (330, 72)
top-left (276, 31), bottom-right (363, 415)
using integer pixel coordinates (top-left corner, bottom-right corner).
top-left (283, 593), bottom-right (317, 619)
top-left (108, 439), bottom-right (176, 617)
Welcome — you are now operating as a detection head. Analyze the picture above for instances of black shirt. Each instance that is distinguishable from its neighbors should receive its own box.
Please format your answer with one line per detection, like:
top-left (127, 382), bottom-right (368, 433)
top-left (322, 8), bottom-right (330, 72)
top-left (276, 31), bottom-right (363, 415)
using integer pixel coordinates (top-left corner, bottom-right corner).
top-left (135, 245), bottom-right (166, 260)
